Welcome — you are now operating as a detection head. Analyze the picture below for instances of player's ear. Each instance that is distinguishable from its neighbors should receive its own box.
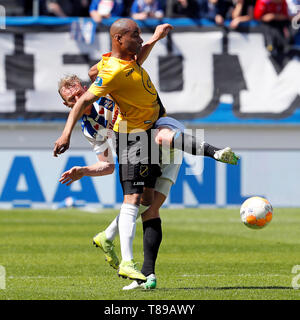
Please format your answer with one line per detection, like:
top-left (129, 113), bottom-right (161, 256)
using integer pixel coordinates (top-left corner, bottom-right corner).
top-left (114, 34), bottom-right (122, 43)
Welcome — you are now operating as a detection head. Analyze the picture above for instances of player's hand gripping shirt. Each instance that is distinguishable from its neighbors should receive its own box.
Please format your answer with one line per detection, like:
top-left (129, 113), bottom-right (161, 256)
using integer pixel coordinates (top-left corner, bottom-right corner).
top-left (81, 96), bottom-right (118, 155)
top-left (88, 52), bottom-right (165, 133)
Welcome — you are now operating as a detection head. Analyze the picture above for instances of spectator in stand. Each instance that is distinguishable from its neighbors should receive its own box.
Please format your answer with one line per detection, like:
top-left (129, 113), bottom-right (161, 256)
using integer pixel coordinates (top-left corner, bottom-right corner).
top-left (197, 0), bottom-right (218, 20)
top-left (123, 0), bottom-right (135, 16)
top-left (198, 0), bottom-right (234, 25)
top-left (130, 0), bottom-right (164, 20)
top-left (230, 0), bottom-right (255, 29)
top-left (47, 0), bottom-right (91, 17)
top-left (89, 0), bottom-right (124, 22)
top-left (214, 0), bottom-right (235, 25)
top-left (254, 0), bottom-right (290, 56)
top-left (254, 0), bottom-right (289, 23)
top-left (168, 0), bottom-right (200, 18)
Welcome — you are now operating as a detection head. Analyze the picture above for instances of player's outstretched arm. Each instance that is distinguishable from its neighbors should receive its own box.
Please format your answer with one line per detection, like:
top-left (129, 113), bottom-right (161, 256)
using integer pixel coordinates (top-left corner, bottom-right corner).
top-left (137, 23), bottom-right (173, 65)
top-left (59, 151), bottom-right (115, 186)
top-left (53, 90), bottom-right (99, 157)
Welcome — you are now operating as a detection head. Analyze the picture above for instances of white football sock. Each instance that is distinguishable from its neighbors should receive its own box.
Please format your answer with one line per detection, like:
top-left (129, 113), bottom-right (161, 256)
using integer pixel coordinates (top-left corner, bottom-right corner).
top-left (119, 203), bottom-right (139, 261)
top-left (104, 204), bottom-right (148, 242)
top-left (105, 215), bottom-right (119, 242)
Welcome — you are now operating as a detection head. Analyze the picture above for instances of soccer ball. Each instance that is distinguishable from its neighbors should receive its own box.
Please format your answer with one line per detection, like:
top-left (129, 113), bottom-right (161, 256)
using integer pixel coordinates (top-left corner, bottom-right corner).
top-left (240, 196), bottom-right (273, 229)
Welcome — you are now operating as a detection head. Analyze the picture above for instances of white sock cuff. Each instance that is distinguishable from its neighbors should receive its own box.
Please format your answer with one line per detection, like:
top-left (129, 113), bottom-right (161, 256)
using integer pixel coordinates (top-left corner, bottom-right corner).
top-left (120, 203), bottom-right (139, 217)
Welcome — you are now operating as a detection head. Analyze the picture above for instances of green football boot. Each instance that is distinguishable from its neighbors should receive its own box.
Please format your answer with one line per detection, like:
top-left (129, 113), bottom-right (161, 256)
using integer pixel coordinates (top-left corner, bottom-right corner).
top-left (118, 260), bottom-right (146, 282)
top-left (142, 274), bottom-right (157, 289)
top-left (214, 147), bottom-right (240, 165)
top-left (122, 274), bottom-right (157, 290)
top-left (93, 231), bottom-right (119, 270)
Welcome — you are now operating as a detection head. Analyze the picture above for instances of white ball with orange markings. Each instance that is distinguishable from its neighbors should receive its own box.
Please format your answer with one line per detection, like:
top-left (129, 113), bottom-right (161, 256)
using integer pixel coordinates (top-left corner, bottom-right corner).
top-left (240, 196), bottom-right (273, 229)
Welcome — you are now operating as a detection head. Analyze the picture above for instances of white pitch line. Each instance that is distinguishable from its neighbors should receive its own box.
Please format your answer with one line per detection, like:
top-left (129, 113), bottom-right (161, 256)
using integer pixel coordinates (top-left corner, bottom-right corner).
top-left (181, 274), bottom-right (285, 277)
top-left (8, 275), bottom-right (78, 279)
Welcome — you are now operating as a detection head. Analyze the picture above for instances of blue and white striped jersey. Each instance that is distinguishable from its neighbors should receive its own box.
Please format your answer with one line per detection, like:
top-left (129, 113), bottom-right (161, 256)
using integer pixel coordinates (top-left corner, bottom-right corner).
top-left (81, 96), bottom-right (118, 155)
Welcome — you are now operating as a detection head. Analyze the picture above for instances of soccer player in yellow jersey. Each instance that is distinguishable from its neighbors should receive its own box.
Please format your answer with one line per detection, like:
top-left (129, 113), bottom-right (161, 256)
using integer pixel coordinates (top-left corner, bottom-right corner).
top-left (53, 19), bottom-right (239, 284)
top-left (54, 20), bottom-right (174, 283)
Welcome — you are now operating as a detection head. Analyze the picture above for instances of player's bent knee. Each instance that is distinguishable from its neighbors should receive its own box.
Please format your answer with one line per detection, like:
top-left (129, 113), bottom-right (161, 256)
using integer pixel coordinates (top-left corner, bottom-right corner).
top-left (141, 187), bottom-right (154, 206)
top-left (155, 128), bottom-right (174, 146)
top-left (124, 193), bottom-right (141, 206)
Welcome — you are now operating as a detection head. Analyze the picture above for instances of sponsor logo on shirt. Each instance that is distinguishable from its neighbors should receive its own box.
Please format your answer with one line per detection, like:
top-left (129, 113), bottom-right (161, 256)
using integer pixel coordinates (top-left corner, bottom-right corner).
top-left (126, 68), bottom-right (134, 77)
top-left (94, 76), bottom-right (103, 87)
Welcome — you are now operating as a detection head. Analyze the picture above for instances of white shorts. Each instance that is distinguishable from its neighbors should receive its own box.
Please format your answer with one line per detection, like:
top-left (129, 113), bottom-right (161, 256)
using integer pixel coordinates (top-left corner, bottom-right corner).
top-left (155, 148), bottom-right (182, 197)
top-left (159, 162), bottom-right (181, 184)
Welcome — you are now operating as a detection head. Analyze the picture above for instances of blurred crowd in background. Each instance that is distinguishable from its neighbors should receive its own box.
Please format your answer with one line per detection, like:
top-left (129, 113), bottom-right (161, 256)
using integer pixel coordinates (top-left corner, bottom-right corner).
top-left (1, 0), bottom-right (300, 61)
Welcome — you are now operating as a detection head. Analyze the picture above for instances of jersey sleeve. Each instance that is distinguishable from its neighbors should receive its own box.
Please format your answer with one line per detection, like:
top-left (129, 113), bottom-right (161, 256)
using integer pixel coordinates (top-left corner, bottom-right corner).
top-left (88, 67), bottom-right (117, 98)
top-left (85, 134), bottom-right (110, 155)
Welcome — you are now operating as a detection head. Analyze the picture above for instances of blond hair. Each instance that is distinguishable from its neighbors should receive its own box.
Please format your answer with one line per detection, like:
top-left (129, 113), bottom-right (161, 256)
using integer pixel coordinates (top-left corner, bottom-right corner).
top-left (58, 74), bottom-right (82, 98)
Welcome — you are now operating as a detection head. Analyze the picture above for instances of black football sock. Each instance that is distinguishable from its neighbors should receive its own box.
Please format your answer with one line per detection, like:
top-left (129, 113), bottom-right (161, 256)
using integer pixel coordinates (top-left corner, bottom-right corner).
top-left (203, 143), bottom-right (221, 159)
top-left (172, 131), bottom-right (220, 158)
top-left (141, 218), bottom-right (162, 277)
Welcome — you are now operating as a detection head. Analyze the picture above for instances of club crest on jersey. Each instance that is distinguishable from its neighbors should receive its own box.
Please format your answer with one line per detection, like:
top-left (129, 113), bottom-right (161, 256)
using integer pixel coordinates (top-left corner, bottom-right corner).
top-left (94, 76), bottom-right (103, 87)
top-left (140, 165), bottom-right (149, 178)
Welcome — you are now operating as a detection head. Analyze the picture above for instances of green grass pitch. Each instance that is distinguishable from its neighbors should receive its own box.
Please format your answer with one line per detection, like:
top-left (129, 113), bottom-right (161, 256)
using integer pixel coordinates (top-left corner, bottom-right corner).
top-left (0, 207), bottom-right (300, 300)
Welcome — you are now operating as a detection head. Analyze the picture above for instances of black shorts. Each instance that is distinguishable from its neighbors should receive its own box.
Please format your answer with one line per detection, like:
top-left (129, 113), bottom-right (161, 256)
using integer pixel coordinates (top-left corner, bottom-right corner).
top-left (115, 129), bottom-right (161, 195)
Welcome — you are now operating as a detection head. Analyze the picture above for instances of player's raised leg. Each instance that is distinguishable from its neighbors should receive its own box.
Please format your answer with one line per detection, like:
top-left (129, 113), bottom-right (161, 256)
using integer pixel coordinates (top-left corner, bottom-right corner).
top-left (154, 117), bottom-right (240, 165)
